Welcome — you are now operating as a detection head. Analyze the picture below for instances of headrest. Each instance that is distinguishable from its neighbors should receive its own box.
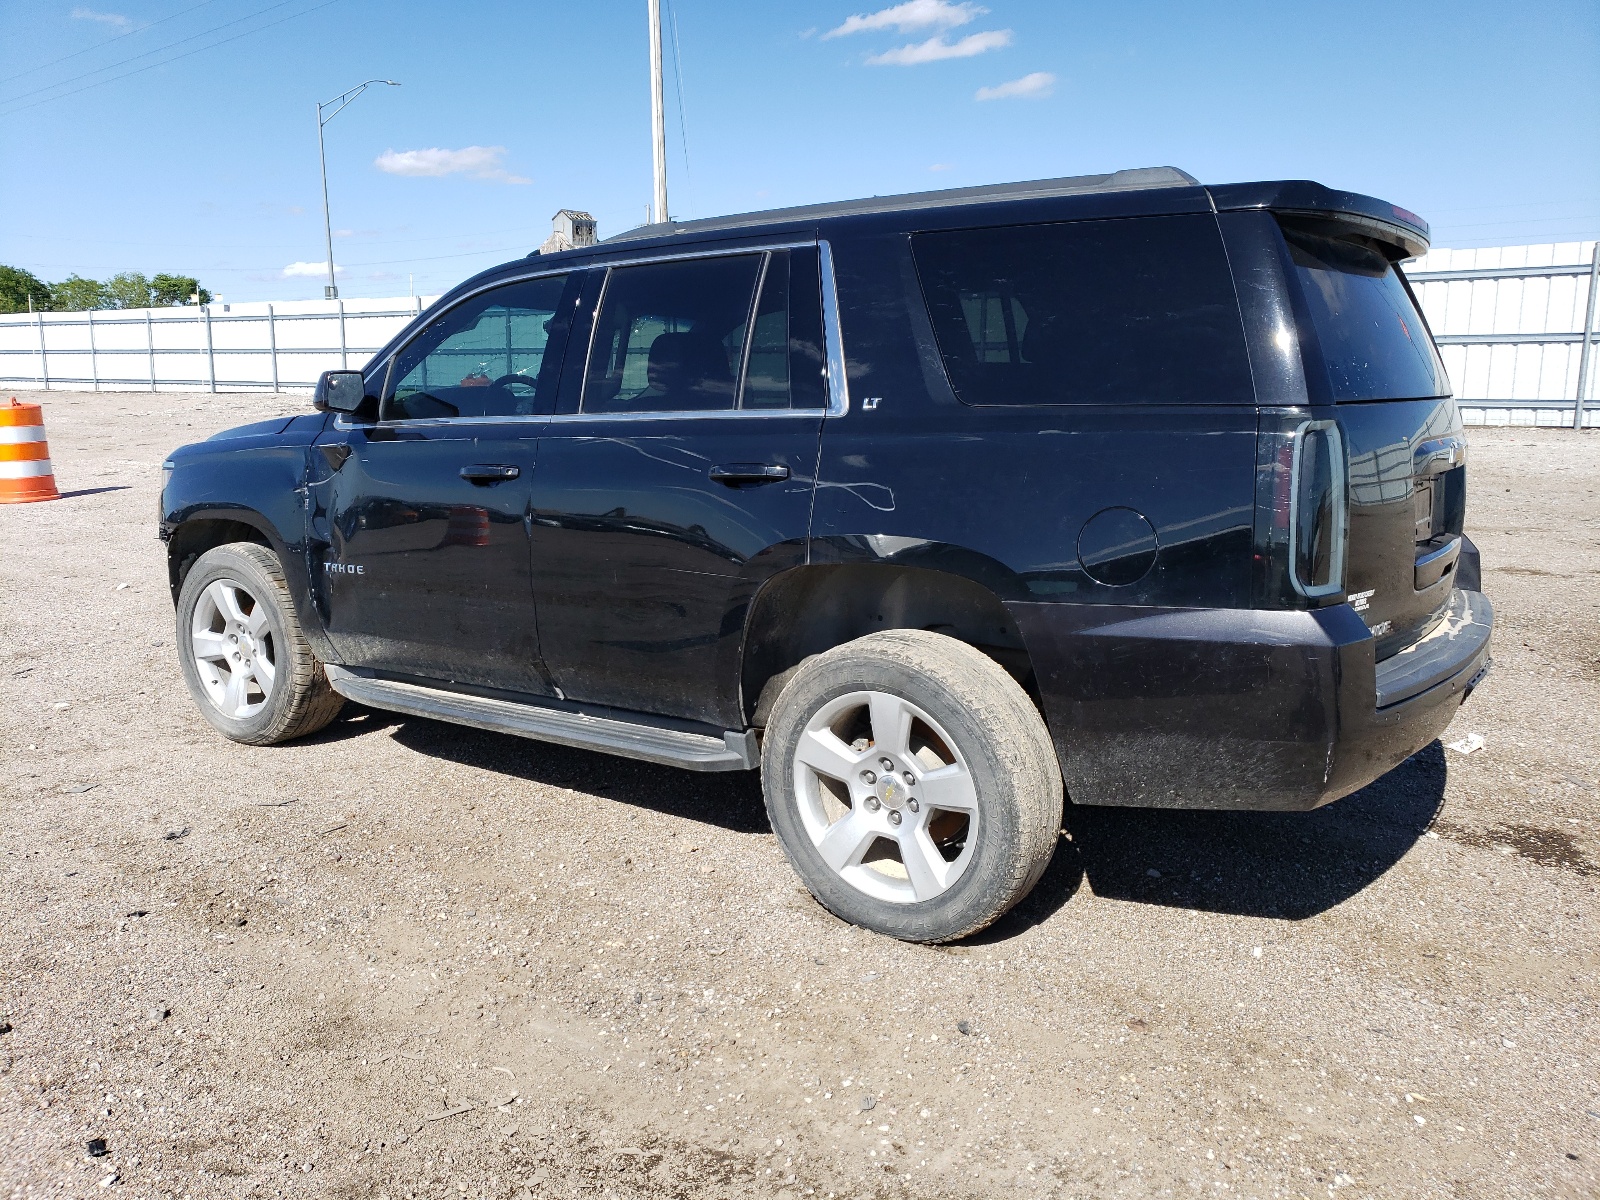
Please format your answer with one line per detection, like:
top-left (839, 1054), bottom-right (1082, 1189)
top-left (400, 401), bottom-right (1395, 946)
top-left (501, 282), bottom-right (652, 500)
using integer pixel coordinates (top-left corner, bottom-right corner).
top-left (647, 330), bottom-right (731, 396)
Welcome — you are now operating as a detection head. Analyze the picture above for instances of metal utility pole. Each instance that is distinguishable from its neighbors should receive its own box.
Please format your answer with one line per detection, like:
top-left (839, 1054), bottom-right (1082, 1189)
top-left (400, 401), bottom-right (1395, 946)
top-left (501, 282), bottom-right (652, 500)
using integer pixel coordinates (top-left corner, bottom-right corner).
top-left (647, 0), bottom-right (668, 224)
top-left (1575, 240), bottom-right (1600, 431)
top-left (317, 79), bottom-right (400, 300)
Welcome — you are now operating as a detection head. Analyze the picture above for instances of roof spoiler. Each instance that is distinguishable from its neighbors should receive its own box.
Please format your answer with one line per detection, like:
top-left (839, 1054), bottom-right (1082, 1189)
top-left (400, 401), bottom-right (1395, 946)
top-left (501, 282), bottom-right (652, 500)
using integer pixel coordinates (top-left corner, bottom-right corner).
top-left (1208, 180), bottom-right (1430, 260)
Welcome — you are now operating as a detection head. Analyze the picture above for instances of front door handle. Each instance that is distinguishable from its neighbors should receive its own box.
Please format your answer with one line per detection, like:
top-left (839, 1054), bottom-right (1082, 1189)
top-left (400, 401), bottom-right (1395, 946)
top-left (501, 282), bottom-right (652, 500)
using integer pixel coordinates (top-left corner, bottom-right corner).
top-left (460, 464), bottom-right (521, 484)
top-left (709, 463), bottom-right (790, 487)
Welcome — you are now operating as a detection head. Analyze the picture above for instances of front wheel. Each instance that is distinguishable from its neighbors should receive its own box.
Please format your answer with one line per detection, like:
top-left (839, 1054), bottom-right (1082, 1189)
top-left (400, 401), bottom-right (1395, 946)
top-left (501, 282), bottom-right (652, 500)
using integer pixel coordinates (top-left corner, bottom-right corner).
top-left (761, 630), bottom-right (1063, 943)
top-left (175, 542), bottom-right (344, 746)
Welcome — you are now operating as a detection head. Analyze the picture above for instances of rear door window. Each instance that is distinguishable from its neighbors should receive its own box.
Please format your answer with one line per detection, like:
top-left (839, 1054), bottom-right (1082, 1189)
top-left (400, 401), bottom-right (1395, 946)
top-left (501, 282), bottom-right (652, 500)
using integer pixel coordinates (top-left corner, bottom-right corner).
top-left (385, 274), bottom-right (571, 419)
top-left (911, 215), bottom-right (1254, 406)
top-left (1278, 223), bottom-right (1450, 402)
top-left (583, 255), bottom-right (761, 413)
top-left (581, 249), bottom-right (828, 414)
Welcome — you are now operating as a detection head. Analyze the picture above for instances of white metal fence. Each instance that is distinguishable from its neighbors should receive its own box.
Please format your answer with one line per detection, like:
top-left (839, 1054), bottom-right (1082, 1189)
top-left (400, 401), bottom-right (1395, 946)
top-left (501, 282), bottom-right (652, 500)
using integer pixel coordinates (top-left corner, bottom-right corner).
top-left (1405, 241), bottom-right (1599, 428)
top-left (3, 242), bottom-right (1597, 427)
top-left (0, 296), bottom-right (434, 393)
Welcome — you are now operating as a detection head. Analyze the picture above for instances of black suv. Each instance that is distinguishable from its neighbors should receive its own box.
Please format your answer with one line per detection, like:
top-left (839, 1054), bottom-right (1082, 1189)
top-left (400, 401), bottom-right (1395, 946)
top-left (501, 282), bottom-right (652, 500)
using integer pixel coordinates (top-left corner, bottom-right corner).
top-left (160, 166), bottom-right (1492, 942)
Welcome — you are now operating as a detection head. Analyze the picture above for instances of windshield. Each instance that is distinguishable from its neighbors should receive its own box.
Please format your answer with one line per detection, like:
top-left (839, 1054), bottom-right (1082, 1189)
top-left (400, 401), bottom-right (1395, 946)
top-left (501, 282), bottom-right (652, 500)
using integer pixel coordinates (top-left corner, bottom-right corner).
top-left (1280, 223), bottom-right (1450, 403)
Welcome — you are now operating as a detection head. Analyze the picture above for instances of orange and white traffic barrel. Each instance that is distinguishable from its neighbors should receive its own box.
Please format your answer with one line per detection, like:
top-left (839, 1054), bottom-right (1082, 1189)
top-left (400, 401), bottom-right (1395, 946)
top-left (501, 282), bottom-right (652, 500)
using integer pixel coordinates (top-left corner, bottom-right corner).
top-left (0, 398), bottom-right (60, 504)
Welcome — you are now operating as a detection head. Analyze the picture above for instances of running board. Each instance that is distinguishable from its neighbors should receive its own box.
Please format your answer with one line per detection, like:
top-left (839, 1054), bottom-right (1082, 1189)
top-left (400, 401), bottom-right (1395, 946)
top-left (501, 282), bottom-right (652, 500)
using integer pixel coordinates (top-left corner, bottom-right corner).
top-left (323, 665), bottom-right (757, 772)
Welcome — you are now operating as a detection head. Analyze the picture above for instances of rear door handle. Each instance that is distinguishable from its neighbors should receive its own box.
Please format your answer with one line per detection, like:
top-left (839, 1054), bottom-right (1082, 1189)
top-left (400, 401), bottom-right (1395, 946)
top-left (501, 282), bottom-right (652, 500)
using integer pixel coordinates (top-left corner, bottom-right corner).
top-left (460, 464), bottom-right (521, 484)
top-left (709, 463), bottom-right (790, 487)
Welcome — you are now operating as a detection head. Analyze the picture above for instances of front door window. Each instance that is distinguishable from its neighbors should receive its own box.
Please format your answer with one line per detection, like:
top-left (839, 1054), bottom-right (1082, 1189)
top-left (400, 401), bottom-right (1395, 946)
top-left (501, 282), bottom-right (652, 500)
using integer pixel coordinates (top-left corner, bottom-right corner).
top-left (385, 274), bottom-right (571, 419)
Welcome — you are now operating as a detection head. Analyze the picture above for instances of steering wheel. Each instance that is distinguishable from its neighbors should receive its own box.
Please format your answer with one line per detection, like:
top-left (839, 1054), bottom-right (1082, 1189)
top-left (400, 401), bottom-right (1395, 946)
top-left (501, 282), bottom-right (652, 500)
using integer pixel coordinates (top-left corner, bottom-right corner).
top-left (488, 373), bottom-right (538, 394)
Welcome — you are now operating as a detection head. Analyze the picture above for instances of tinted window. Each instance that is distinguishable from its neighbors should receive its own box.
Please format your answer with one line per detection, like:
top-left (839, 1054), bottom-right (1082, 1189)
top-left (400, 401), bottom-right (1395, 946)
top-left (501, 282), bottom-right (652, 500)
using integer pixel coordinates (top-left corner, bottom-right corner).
top-left (912, 215), bottom-right (1254, 405)
top-left (386, 275), bottom-right (569, 419)
top-left (742, 249), bottom-right (828, 410)
top-left (1280, 224), bottom-right (1450, 402)
top-left (584, 255), bottom-right (762, 413)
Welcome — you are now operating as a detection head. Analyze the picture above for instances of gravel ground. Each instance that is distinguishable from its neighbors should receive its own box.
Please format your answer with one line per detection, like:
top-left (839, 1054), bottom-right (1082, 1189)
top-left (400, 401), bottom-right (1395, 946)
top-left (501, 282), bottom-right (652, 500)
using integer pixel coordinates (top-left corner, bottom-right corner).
top-left (1, 388), bottom-right (1597, 1200)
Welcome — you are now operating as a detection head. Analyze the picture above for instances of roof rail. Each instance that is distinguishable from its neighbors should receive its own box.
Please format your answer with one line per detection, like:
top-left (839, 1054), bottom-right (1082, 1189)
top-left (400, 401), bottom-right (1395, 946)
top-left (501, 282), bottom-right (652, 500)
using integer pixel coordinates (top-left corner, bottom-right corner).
top-left (604, 166), bottom-right (1200, 244)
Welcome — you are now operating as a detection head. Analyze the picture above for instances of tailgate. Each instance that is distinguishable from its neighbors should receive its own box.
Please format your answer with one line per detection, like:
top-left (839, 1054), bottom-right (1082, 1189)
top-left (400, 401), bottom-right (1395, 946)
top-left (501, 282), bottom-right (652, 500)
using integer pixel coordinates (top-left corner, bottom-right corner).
top-left (1342, 398), bottom-right (1466, 656)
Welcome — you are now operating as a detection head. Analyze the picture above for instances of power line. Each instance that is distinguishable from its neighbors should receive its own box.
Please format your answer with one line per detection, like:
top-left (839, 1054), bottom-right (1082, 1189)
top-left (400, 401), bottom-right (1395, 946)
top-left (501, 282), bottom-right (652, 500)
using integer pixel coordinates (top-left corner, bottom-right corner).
top-left (0, 0), bottom-right (345, 116)
top-left (664, 0), bottom-right (694, 220)
top-left (1, 0), bottom-right (309, 106)
top-left (10, 0), bottom-right (223, 83)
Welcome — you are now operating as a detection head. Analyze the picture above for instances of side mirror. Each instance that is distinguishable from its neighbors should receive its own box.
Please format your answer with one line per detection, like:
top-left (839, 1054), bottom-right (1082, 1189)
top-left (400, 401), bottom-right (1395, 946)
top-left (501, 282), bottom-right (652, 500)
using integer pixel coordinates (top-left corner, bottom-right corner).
top-left (314, 370), bottom-right (371, 415)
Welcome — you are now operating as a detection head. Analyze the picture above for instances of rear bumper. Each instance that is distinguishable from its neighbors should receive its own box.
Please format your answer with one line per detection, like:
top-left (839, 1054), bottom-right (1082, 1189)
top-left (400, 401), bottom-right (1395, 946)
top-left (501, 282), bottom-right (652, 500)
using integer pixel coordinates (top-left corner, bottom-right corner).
top-left (1008, 587), bottom-right (1492, 812)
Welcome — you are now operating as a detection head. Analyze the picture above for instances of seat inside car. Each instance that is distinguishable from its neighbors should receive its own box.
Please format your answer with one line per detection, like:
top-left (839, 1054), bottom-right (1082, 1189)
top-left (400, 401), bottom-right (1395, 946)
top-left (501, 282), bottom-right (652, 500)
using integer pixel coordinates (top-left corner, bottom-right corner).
top-left (642, 329), bottom-right (735, 409)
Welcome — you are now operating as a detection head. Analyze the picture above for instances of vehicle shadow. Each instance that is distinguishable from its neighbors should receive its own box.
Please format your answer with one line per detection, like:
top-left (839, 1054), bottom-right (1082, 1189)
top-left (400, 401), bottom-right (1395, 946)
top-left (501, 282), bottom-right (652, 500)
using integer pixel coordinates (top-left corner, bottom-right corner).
top-left (981, 740), bottom-right (1449, 939)
top-left (299, 704), bottom-right (406, 745)
top-left (386, 717), bottom-right (772, 835)
top-left (376, 711), bottom-right (1446, 933)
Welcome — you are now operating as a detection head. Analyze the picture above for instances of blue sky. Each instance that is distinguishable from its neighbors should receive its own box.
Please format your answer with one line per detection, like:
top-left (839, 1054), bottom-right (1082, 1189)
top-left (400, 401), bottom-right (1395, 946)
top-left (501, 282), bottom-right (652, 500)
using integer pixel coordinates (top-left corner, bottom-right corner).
top-left (2, 0), bottom-right (1596, 301)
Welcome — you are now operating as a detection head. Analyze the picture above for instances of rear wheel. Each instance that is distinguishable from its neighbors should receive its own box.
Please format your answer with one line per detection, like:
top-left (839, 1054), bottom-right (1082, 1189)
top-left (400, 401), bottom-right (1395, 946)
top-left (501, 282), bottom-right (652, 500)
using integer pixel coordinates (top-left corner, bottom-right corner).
top-left (761, 629), bottom-right (1062, 942)
top-left (176, 542), bottom-right (343, 745)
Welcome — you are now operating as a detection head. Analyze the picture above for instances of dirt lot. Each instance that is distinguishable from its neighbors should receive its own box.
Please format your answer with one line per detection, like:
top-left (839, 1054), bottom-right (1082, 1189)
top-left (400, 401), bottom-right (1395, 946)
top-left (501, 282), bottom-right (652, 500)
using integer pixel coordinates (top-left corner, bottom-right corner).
top-left (1, 388), bottom-right (1597, 1200)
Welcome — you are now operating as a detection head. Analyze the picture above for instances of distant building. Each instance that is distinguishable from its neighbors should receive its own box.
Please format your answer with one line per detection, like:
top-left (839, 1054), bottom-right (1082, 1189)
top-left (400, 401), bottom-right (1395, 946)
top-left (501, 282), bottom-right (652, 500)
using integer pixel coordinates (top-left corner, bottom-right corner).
top-left (540, 210), bottom-right (597, 254)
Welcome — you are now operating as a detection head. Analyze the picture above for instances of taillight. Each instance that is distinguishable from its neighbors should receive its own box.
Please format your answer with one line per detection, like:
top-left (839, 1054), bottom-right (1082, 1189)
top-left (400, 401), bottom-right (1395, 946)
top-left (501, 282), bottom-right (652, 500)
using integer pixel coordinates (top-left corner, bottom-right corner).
top-left (1253, 413), bottom-right (1348, 606)
top-left (1289, 421), bottom-right (1346, 597)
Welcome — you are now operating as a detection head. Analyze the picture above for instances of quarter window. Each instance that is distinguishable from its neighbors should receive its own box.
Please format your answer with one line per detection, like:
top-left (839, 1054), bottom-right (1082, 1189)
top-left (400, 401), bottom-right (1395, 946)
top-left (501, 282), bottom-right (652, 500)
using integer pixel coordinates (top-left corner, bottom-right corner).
top-left (385, 275), bottom-right (570, 419)
top-left (743, 249), bottom-right (828, 410)
top-left (912, 216), bottom-right (1254, 406)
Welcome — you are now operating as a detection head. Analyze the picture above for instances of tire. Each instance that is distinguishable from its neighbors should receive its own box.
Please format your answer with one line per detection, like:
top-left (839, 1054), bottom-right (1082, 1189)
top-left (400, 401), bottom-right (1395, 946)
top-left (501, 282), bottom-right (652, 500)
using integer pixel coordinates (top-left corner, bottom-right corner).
top-left (761, 629), bottom-right (1063, 943)
top-left (175, 542), bottom-right (344, 746)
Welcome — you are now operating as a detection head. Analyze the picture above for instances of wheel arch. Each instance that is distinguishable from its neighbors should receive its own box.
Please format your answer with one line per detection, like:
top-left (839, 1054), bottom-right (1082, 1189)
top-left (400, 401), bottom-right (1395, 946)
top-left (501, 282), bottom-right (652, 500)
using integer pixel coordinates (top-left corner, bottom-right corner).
top-left (738, 557), bottom-right (1036, 728)
top-left (165, 508), bottom-right (283, 602)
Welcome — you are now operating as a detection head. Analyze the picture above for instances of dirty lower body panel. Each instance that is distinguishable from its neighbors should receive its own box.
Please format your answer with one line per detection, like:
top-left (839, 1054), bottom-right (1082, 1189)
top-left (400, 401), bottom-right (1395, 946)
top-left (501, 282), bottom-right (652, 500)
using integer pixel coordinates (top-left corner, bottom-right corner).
top-left (1009, 589), bottom-right (1493, 811)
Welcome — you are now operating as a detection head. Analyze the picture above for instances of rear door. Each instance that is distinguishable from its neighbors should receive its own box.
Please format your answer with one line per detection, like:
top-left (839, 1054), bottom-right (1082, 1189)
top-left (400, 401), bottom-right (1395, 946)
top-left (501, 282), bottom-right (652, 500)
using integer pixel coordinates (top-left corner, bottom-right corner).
top-left (310, 273), bottom-right (577, 693)
top-left (529, 245), bottom-right (829, 727)
top-left (1273, 220), bottom-right (1464, 657)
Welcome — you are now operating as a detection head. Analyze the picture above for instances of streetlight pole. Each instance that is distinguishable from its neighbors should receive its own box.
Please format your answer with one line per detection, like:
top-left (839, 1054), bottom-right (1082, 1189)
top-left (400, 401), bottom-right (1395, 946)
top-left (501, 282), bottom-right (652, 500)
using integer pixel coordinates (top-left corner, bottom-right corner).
top-left (316, 79), bottom-right (400, 300)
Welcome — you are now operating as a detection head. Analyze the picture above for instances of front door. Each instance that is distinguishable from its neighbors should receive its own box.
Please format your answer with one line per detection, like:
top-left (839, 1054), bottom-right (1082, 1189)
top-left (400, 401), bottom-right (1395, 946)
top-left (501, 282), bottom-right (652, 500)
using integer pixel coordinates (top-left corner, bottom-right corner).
top-left (530, 247), bottom-right (828, 727)
top-left (309, 272), bottom-right (577, 693)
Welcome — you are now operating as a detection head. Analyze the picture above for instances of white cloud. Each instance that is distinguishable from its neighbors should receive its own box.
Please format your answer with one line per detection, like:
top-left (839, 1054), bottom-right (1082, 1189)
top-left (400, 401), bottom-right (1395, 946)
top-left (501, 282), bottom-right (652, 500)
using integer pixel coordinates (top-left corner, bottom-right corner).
top-left (71, 6), bottom-right (132, 28)
top-left (975, 70), bottom-right (1056, 100)
top-left (866, 28), bottom-right (1011, 65)
top-left (824, 0), bottom-right (985, 38)
top-left (282, 261), bottom-right (342, 278)
top-left (373, 146), bottom-right (530, 184)
top-left (929, 162), bottom-right (954, 172)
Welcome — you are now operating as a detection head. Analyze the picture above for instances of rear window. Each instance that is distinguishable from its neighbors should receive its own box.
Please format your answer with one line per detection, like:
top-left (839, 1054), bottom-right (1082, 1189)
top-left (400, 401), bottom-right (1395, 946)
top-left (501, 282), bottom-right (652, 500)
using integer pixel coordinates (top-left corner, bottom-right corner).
top-left (1279, 224), bottom-right (1449, 402)
top-left (911, 215), bottom-right (1254, 406)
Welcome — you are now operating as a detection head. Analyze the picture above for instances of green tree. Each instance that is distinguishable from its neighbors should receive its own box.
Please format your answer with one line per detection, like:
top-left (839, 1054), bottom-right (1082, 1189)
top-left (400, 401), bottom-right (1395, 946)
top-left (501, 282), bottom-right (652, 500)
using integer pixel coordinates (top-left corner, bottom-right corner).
top-left (0, 265), bottom-right (52, 314)
top-left (103, 271), bottom-right (154, 310)
top-left (51, 274), bottom-right (108, 312)
top-left (150, 273), bottom-right (211, 306)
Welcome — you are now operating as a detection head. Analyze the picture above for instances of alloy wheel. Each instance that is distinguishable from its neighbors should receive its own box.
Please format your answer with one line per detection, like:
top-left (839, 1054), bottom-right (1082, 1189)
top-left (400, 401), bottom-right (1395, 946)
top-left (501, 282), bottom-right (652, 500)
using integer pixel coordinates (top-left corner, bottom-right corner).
top-left (189, 578), bottom-right (277, 719)
top-left (791, 689), bottom-right (979, 904)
